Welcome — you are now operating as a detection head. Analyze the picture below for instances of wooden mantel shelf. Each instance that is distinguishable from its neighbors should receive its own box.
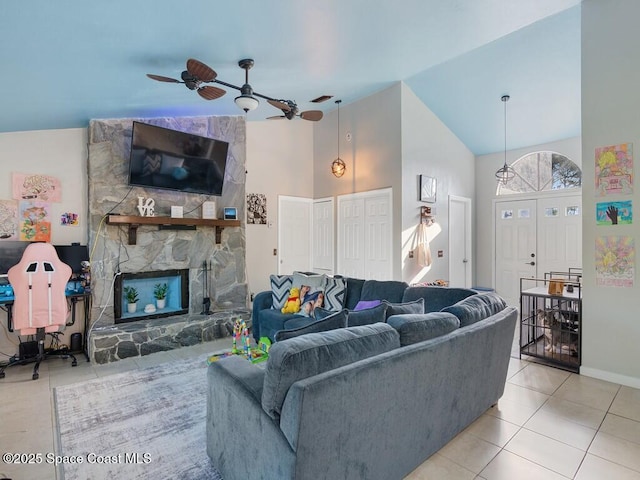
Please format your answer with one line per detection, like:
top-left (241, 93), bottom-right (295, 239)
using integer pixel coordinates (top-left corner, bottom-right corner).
top-left (106, 214), bottom-right (241, 245)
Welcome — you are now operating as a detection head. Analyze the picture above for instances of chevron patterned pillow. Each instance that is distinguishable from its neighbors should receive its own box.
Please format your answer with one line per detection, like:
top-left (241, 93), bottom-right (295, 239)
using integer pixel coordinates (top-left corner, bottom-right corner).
top-left (270, 274), bottom-right (293, 310)
top-left (322, 276), bottom-right (347, 311)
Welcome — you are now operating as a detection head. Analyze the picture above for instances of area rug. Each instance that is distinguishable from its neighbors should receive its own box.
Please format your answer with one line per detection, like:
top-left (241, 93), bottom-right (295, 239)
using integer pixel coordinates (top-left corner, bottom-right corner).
top-left (54, 355), bottom-right (224, 480)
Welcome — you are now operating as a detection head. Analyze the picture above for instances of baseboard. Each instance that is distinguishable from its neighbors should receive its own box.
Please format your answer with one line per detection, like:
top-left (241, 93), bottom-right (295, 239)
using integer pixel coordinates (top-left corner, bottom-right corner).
top-left (580, 366), bottom-right (640, 389)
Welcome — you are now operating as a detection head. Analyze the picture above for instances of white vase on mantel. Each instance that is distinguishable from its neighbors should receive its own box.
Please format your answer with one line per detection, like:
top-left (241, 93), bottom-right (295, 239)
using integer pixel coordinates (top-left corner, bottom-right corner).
top-left (156, 298), bottom-right (166, 309)
top-left (127, 303), bottom-right (137, 313)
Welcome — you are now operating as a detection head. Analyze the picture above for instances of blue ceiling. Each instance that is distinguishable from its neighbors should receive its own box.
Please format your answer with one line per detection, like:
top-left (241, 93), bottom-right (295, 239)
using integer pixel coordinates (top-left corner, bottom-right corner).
top-left (0, 0), bottom-right (581, 155)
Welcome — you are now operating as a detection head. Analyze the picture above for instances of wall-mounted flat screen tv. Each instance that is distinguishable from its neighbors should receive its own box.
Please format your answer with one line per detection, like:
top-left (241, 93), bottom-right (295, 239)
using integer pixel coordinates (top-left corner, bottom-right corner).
top-left (128, 122), bottom-right (229, 196)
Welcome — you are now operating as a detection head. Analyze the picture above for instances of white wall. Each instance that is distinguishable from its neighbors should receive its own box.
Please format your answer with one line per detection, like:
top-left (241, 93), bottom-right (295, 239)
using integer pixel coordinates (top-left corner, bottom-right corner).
top-left (0, 128), bottom-right (89, 245)
top-left (581, 0), bottom-right (640, 387)
top-left (400, 83), bottom-right (476, 285)
top-left (313, 84), bottom-right (403, 278)
top-left (245, 120), bottom-right (314, 295)
top-left (0, 128), bottom-right (88, 357)
top-left (474, 136), bottom-right (582, 288)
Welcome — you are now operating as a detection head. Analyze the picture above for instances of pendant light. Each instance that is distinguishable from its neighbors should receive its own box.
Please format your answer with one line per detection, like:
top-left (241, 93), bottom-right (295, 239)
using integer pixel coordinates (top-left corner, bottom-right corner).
top-left (331, 99), bottom-right (346, 177)
top-left (495, 95), bottom-right (515, 185)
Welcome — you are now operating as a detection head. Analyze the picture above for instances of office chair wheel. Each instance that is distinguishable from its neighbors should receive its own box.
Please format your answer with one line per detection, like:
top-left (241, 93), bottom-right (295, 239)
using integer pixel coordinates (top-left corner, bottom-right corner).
top-left (32, 372), bottom-right (39, 380)
top-left (72, 359), bottom-right (77, 367)
top-left (0, 372), bottom-right (5, 379)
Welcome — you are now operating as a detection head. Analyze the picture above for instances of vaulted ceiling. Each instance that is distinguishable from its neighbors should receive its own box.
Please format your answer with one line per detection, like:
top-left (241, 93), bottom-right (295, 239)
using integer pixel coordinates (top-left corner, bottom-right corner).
top-left (0, 0), bottom-right (581, 155)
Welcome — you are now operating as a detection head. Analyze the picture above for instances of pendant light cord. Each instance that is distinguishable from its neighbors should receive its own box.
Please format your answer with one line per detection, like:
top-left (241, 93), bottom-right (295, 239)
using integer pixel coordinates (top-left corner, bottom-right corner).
top-left (502, 95), bottom-right (509, 167)
top-left (336, 99), bottom-right (341, 159)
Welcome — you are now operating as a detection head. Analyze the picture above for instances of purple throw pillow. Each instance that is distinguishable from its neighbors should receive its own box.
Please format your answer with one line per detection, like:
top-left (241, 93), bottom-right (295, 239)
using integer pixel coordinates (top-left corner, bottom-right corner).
top-left (353, 300), bottom-right (382, 311)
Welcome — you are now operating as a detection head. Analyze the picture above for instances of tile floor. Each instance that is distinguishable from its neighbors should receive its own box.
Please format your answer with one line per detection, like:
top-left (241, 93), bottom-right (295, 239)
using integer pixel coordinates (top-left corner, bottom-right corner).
top-left (1, 342), bottom-right (640, 480)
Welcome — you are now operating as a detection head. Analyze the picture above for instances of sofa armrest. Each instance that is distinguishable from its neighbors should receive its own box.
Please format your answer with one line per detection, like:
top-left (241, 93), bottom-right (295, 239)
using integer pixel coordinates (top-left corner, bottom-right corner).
top-left (252, 290), bottom-right (273, 342)
top-left (207, 356), bottom-right (296, 478)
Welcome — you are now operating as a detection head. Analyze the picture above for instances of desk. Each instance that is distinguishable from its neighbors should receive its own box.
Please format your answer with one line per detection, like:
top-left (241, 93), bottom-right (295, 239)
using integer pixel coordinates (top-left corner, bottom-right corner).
top-left (0, 291), bottom-right (92, 362)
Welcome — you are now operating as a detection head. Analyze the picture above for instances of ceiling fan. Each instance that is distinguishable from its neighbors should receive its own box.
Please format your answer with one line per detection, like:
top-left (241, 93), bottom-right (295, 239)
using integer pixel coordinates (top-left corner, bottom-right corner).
top-left (147, 58), bottom-right (323, 121)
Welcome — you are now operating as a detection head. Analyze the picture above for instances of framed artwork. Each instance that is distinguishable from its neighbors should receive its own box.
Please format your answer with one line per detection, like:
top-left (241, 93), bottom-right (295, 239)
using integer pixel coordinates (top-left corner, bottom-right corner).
top-left (246, 193), bottom-right (267, 225)
top-left (420, 175), bottom-right (437, 203)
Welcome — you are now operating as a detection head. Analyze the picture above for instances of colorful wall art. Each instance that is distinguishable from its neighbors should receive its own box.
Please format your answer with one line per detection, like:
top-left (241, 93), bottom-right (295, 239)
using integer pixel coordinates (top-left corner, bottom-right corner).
top-left (596, 200), bottom-right (633, 225)
top-left (19, 201), bottom-right (52, 242)
top-left (0, 200), bottom-right (18, 240)
top-left (595, 143), bottom-right (633, 196)
top-left (60, 212), bottom-right (79, 226)
top-left (595, 236), bottom-right (635, 287)
top-left (12, 173), bottom-right (62, 202)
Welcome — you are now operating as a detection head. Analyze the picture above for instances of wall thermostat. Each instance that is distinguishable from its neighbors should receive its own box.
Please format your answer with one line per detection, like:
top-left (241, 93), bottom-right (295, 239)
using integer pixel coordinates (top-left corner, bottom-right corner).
top-left (224, 207), bottom-right (238, 220)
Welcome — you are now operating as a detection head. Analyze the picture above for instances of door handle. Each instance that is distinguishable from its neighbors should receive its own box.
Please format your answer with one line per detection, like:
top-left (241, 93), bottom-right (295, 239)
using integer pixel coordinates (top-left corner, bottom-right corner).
top-left (525, 261), bottom-right (535, 266)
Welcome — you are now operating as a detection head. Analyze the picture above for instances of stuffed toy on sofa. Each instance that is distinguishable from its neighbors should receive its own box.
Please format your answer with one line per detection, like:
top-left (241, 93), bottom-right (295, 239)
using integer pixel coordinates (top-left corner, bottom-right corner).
top-left (281, 287), bottom-right (301, 314)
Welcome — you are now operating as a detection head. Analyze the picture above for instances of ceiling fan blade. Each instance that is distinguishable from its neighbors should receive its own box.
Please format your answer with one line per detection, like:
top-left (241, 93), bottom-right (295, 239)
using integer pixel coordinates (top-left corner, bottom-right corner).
top-left (267, 99), bottom-right (291, 112)
top-left (186, 58), bottom-right (217, 82)
top-left (300, 110), bottom-right (323, 121)
top-left (147, 74), bottom-right (181, 83)
top-left (267, 115), bottom-right (286, 120)
top-left (197, 86), bottom-right (226, 100)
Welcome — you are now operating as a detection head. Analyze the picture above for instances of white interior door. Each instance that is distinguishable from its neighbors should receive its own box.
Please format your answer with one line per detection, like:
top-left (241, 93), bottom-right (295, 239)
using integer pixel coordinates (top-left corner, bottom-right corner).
top-left (494, 199), bottom-right (537, 306)
top-left (312, 198), bottom-right (334, 275)
top-left (278, 196), bottom-right (312, 275)
top-left (337, 196), bottom-right (365, 278)
top-left (337, 188), bottom-right (392, 279)
top-left (536, 195), bottom-right (582, 276)
top-left (449, 195), bottom-right (472, 288)
top-left (363, 193), bottom-right (392, 280)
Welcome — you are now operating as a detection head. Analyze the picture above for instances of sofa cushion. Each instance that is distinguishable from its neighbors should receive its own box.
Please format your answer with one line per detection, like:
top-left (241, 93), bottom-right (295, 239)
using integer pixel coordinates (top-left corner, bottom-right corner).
top-left (347, 302), bottom-right (388, 327)
top-left (342, 277), bottom-right (366, 310)
top-left (322, 276), bottom-right (347, 311)
top-left (387, 312), bottom-right (460, 346)
top-left (270, 274), bottom-right (293, 310)
top-left (262, 323), bottom-right (400, 420)
top-left (259, 308), bottom-right (304, 342)
top-left (440, 292), bottom-right (507, 327)
top-left (383, 298), bottom-right (425, 320)
top-left (360, 279), bottom-right (408, 304)
top-left (275, 309), bottom-right (349, 342)
top-left (402, 286), bottom-right (477, 313)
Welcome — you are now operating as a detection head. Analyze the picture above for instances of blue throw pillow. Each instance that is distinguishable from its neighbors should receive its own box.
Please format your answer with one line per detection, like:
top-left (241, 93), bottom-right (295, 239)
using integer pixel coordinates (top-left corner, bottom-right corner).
top-left (441, 292), bottom-right (507, 327)
top-left (348, 302), bottom-right (388, 327)
top-left (322, 276), bottom-right (347, 311)
top-left (274, 309), bottom-right (348, 342)
top-left (382, 298), bottom-right (425, 320)
top-left (270, 274), bottom-right (293, 310)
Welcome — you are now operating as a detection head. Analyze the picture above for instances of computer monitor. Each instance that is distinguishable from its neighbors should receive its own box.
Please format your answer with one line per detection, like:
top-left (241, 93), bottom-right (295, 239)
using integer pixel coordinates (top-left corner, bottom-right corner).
top-left (54, 244), bottom-right (89, 274)
top-left (0, 241), bottom-right (30, 275)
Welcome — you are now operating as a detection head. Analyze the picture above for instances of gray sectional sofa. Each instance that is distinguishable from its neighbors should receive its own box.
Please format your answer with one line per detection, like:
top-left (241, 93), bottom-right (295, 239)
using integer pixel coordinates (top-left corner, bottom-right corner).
top-left (251, 276), bottom-right (478, 343)
top-left (207, 289), bottom-right (517, 480)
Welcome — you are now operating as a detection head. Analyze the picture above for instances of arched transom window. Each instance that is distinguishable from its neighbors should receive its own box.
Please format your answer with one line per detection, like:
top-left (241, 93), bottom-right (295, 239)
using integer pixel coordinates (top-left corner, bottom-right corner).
top-left (497, 151), bottom-right (582, 195)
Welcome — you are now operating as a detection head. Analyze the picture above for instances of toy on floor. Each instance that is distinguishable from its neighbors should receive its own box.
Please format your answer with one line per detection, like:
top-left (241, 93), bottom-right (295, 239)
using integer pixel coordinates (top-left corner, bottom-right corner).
top-left (207, 318), bottom-right (269, 365)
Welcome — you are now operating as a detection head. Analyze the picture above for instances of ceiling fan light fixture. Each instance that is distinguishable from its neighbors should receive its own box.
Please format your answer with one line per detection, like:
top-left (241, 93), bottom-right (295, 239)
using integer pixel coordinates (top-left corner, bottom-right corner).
top-left (235, 94), bottom-right (259, 112)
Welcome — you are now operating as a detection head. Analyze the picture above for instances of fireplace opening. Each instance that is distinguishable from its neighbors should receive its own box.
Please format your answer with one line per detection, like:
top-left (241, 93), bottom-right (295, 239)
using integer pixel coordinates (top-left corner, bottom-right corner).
top-left (114, 269), bottom-right (189, 324)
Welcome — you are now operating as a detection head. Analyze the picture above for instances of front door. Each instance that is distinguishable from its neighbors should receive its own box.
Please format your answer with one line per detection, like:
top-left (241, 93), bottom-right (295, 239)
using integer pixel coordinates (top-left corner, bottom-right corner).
top-left (494, 199), bottom-right (537, 306)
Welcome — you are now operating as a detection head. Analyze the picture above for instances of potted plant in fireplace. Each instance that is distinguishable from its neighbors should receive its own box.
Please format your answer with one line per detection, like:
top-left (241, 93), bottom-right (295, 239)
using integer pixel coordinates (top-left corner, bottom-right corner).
top-left (154, 283), bottom-right (168, 309)
top-left (124, 286), bottom-right (139, 313)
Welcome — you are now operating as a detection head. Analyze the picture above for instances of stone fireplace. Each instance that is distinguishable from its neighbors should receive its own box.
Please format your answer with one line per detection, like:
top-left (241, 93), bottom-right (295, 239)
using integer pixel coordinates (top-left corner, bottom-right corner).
top-left (86, 116), bottom-right (250, 363)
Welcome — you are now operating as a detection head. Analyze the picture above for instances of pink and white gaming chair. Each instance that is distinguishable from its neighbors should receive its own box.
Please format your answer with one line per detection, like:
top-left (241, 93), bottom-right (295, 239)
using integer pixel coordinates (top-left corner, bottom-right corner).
top-left (1, 242), bottom-right (77, 380)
